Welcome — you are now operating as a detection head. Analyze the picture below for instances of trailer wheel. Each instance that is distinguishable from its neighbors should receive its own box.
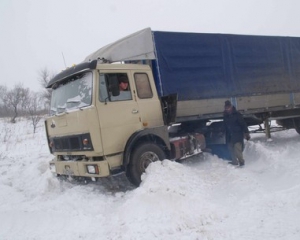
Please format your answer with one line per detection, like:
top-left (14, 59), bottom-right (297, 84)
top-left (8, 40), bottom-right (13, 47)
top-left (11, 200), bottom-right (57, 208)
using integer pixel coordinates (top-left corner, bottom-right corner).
top-left (127, 143), bottom-right (166, 186)
top-left (295, 126), bottom-right (300, 134)
top-left (294, 119), bottom-right (300, 134)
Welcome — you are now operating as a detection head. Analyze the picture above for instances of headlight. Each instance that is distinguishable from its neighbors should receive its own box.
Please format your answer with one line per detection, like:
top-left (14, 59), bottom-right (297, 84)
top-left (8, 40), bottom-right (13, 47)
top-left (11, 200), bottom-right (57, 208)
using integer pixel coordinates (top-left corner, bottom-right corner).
top-left (86, 165), bottom-right (99, 174)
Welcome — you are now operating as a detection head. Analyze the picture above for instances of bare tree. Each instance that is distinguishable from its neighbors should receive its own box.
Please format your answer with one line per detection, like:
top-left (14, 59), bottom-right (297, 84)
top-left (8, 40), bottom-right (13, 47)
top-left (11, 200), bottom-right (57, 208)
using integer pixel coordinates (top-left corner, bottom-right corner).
top-left (0, 85), bottom-right (8, 117)
top-left (26, 92), bottom-right (43, 133)
top-left (2, 84), bottom-right (30, 123)
top-left (39, 68), bottom-right (54, 109)
top-left (0, 85), bottom-right (6, 98)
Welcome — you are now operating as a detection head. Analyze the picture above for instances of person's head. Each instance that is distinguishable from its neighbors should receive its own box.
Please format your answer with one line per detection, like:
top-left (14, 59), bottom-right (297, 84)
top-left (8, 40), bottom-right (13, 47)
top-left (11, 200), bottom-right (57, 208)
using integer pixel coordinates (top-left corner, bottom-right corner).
top-left (118, 75), bottom-right (129, 91)
top-left (224, 100), bottom-right (233, 113)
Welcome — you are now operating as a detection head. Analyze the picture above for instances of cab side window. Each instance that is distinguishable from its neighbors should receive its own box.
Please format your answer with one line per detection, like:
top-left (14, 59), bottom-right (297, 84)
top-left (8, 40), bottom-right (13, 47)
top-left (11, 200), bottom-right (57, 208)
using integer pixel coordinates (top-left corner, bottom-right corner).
top-left (134, 73), bottom-right (153, 99)
top-left (99, 73), bottom-right (132, 102)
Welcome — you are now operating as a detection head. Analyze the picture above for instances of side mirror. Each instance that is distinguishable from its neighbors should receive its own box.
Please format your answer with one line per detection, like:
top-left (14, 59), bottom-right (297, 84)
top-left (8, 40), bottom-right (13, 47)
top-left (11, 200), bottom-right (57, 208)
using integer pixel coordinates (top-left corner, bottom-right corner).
top-left (109, 76), bottom-right (120, 96)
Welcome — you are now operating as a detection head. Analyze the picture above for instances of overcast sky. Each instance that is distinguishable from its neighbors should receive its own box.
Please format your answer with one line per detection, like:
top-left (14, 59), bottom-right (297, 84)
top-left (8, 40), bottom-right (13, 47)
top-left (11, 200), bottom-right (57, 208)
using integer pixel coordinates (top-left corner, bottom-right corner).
top-left (1, 0), bottom-right (300, 91)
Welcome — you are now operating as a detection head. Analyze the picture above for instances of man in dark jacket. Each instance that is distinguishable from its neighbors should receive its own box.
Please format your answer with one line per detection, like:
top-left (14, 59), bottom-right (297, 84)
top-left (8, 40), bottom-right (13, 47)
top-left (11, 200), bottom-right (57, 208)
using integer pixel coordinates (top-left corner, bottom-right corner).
top-left (223, 100), bottom-right (250, 166)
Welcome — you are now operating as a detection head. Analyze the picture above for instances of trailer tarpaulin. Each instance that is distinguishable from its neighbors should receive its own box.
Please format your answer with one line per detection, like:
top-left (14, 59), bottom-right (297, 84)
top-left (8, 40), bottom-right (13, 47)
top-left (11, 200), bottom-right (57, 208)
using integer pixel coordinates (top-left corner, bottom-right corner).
top-left (152, 31), bottom-right (300, 100)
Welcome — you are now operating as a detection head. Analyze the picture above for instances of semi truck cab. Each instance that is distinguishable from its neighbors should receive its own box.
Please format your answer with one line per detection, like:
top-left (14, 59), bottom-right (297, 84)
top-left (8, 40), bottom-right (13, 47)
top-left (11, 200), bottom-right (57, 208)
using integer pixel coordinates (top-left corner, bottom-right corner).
top-left (46, 60), bottom-right (206, 186)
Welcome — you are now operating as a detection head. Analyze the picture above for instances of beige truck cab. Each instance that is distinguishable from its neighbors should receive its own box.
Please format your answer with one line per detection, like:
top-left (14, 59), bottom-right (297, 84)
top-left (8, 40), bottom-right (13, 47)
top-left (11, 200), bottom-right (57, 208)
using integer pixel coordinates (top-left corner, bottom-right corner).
top-left (45, 60), bottom-right (205, 186)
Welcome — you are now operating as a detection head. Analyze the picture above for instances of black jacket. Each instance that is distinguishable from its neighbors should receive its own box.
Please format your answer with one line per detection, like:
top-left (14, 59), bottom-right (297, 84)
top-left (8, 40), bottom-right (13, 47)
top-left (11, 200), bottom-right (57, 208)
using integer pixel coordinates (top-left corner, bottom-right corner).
top-left (223, 106), bottom-right (249, 144)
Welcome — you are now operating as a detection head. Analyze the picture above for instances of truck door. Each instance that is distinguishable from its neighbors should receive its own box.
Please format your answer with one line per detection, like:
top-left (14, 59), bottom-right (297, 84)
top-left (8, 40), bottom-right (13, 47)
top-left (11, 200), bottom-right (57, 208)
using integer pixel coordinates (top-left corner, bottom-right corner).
top-left (96, 71), bottom-right (142, 155)
top-left (132, 71), bottom-right (164, 128)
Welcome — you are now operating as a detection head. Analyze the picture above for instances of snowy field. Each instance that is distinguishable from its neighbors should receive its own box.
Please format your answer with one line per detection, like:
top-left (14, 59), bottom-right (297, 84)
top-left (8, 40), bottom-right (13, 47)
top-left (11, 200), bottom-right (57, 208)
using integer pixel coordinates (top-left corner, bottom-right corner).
top-left (0, 118), bottom-right (300, 240)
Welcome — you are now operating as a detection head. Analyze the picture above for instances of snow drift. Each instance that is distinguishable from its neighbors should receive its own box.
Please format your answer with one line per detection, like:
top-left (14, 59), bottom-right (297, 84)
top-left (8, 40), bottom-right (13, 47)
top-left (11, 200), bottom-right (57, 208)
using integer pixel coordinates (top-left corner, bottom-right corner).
top-left (0, 118), bottom-right (300, 240)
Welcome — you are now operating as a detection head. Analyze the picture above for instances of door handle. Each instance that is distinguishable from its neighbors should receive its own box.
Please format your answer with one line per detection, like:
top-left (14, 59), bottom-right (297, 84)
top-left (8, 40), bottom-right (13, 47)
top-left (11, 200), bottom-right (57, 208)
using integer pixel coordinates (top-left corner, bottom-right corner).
top-left (132, 109), bottom-right (139, 114)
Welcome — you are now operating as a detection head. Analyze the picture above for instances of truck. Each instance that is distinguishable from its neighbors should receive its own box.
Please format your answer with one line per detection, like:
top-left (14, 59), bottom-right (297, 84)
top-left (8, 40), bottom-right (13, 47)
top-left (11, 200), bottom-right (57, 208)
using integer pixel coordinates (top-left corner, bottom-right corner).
top-left (45, 28), bottom-right (300, 186)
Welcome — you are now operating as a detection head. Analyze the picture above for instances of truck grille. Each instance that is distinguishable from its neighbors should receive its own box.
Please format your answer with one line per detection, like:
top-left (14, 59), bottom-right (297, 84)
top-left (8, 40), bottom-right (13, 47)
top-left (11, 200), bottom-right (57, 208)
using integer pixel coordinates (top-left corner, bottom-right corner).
top-left (51, 133), bottom-right (93, 152)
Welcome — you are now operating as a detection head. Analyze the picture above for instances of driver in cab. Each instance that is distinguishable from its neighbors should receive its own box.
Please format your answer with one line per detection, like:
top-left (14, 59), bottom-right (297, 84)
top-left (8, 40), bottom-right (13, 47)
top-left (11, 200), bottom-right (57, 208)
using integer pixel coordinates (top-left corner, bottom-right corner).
top-left (111, 75), bottom-right (132, 101)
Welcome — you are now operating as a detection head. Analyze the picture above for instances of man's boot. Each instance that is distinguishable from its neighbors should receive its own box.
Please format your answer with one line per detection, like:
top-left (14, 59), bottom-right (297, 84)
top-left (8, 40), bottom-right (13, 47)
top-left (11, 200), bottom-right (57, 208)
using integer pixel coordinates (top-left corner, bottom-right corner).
top-left (228, 161), bottom-right (239, 166)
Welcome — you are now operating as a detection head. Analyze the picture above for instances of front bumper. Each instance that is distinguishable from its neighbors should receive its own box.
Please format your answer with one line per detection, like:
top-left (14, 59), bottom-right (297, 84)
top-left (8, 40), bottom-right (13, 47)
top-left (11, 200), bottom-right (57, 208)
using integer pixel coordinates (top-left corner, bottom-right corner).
top-left (49, 159), bottom-right (110, 178)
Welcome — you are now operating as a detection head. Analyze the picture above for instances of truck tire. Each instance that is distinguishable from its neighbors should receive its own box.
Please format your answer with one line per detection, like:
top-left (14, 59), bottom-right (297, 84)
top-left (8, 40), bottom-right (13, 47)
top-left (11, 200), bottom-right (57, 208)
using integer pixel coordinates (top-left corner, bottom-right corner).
top-left (294, 118), bottom-right (300, 134)
top-left (295, 126), bottom-right (300, 134)
top-left (127, 143), bottom-right (166, 186)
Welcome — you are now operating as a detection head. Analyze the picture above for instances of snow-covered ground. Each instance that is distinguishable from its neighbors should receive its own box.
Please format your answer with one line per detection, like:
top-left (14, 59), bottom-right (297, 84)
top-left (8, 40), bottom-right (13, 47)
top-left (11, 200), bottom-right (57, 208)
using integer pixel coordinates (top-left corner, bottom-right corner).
top-left (0, 118), bottom-right (300, 240)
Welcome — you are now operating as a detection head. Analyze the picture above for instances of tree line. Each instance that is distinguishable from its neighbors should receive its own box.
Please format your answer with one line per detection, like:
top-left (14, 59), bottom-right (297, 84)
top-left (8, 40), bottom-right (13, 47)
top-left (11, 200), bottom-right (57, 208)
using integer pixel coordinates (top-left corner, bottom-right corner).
top-left (0, 68), bottom-right (54, 133)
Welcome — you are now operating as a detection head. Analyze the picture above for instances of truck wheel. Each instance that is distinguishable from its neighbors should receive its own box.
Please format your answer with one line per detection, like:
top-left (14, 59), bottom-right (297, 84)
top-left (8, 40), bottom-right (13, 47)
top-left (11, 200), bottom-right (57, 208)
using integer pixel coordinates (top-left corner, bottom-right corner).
top-left (127, 143), bottom-right (166, 186)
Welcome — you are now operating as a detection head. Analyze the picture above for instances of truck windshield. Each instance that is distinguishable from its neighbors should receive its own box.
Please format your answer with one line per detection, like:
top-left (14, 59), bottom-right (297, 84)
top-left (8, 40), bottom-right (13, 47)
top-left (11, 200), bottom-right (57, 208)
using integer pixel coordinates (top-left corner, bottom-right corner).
top-left (50, 71), bottom-right (93, 115)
